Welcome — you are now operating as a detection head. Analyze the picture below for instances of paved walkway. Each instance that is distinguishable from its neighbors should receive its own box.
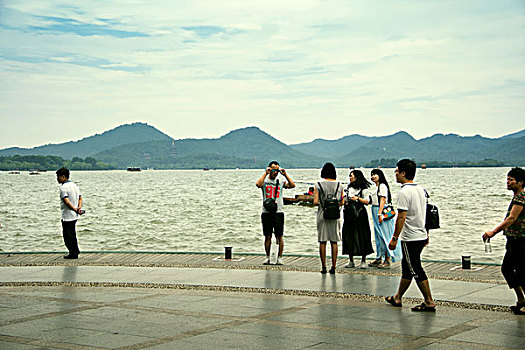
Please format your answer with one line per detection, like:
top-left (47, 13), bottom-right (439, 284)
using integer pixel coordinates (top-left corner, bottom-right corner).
top-left (0, 253), bottom-right (523, 349)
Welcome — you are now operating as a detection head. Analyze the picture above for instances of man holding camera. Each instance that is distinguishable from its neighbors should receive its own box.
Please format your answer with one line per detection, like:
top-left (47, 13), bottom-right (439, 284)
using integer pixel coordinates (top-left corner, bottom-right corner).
top-left (256, 161), bottom-right (295, 265)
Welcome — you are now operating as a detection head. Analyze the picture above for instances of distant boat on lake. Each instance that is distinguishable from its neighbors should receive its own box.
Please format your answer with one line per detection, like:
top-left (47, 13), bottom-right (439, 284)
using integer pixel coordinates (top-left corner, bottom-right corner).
top-left (8, 170), bottom-right (20, 174)
top-left (29, 170), bottom-right (40, 175)
top-left (127, 167), bottom-right (141, 172)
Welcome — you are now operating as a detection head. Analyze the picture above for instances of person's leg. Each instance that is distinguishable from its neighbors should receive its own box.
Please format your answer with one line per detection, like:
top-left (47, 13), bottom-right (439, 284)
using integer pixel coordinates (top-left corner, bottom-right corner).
top-left (319, 242), bottom-right (327, 269)
top-left (331, 242), bottom-right (338, 268)
top-left (275, 213), bottom-right (285, 257)
top-left (361, 255), bottom-right (366, 263)
top-left (62, 220), bottom-right (79, 256)
top-left (264, 235), bottom-right (271, 256)
top-left (393, 278), bottom-right (412, 303)
top-left (277, 236), bottom-right (284, 257)
top-left (416, 279), bottom-right (436, 307)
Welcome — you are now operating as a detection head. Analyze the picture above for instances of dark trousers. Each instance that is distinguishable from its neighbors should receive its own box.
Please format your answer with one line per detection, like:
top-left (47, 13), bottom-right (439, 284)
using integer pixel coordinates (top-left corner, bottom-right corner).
top-left (62, 220), bottom-right (79, 256)
top-left (502, 237), bottom-right (525, 289)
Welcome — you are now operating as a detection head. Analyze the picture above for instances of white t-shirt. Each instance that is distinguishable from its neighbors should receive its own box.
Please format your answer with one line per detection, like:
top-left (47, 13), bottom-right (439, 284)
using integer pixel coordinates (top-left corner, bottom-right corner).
top-left (371, 183), bottom-right (389, 206)
top-left (397, 183), bottom-right (427, 241)
top-left (345, 186), bottom-right (371, 203)
top-left (261, 176), bottom-right (287, 213)
top-left (60, 181), bottom-right (81, 222)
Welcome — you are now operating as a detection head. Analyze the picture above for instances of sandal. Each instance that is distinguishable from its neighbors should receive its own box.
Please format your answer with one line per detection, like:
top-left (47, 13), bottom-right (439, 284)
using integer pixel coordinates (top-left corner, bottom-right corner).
top-left (321, 267), bottom-right (327, 274)
top-left (411, 303), bottom-right (436, 312)
top-left (329, 266), bottom-right (336, 274)
top-left (385, 296), bottom-right (402, 307)
top-left (510, 302), bottom-right (525, 315)
top-left (368, 259), bottom-right (382, 267)
top-left (378, 262), bottom-right (391, 269)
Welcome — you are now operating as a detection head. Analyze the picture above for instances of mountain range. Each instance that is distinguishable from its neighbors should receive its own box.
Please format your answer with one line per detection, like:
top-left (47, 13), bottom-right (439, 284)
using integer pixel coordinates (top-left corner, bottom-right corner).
top-left (0, 122), bottom-right (523, 169)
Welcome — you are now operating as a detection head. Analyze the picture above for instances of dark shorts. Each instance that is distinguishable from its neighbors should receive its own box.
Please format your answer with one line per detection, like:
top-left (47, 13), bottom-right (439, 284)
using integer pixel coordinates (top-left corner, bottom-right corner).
top-left (400, 240), bottom-right (428, 283)
top-left (261, 212), bottom-right (284, 237)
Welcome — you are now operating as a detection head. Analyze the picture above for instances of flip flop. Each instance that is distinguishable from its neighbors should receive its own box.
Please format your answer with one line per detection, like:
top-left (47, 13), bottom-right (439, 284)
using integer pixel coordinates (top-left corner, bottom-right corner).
top-left (411, 303), bottom-right (436, 312)
top-left (385, 296), bottom-right (402, 307)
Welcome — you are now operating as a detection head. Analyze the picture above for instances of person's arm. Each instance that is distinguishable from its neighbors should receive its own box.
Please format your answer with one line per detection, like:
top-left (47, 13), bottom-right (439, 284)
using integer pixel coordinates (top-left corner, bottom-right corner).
top-left (339, 187), bottom-right (345, 207)
top-left (378, 196), bottom-right (386, 224)
top-left (62, 197), bottom-right (80, 213)
top-left (78, 195), bottom-right (83, 213)
top-left (281, 169), bottom-right (295, 188)
top-left (256, 168), bottom-right (270, 188)
top-left (483, 203), bottom-right (523, 240)
top-left (313, 186), bottom-right (320, 206)
top-left (389, 210), bottom-right (406, 250)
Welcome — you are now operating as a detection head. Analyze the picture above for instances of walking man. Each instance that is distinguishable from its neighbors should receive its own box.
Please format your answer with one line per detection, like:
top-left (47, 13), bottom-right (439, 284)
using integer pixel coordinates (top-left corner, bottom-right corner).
top-left (256, 161), bottom-right (295, 265)
top-left (56, 167), bottom-right (83, 259)
top-left (385, 159), bottom-right (436, 311)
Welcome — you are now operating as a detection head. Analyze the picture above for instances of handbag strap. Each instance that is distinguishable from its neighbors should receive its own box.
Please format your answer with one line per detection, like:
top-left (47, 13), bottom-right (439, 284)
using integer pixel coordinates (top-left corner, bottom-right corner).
top-left (273, 179), bottom-right (279, 199)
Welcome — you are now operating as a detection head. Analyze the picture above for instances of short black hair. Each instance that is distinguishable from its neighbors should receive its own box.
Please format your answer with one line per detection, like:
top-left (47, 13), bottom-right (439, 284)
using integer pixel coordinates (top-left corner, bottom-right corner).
top-left (321, 162), bottom-right (337, 179)
top-left (396, 159), bottom-right (416, 180)
top-left (508, 167), bottom-right (525, 184)
top-left (268, 160), bottom-right (280, 167)
top-left (56, 167), bottom-right (70, 178)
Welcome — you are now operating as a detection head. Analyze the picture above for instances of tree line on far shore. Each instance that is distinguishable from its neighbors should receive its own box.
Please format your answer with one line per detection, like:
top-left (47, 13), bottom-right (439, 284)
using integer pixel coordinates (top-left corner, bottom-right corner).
top-left (364, 158), bottom-right (507, 168)
top-left (0, 155), bottom-right (114, 171)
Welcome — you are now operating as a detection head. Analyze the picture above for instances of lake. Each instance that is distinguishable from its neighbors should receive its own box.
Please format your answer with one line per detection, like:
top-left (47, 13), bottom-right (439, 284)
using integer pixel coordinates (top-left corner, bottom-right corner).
top-left (0, 168), bottom-right (515, 264)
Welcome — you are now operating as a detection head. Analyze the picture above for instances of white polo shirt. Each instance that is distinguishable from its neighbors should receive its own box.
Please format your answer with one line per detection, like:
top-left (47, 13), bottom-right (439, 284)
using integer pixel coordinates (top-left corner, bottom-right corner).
top-left (60, 181), bottom-right (81, 222)
top-left (397, 183), bottom-right (427, 241)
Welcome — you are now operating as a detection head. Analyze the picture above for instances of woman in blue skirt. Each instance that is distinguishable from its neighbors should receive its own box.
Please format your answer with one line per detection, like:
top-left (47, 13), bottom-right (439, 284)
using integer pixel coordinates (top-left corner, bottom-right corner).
top-left (369, 168), bottom-right (401, 268)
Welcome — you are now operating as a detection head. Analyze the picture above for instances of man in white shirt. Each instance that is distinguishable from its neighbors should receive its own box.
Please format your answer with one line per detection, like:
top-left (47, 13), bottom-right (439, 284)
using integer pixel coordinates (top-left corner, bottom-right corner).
top-left (56, 167), bottom-right (83, 259)
top-left (256, 161), bottom-right (295, 265)
top-left (385, 159), bottom-right (436, 312)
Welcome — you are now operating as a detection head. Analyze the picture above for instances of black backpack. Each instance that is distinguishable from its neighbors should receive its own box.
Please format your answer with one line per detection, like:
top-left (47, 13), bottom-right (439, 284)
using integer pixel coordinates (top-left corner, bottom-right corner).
top-left (318, 182), bottom-right (341, 220)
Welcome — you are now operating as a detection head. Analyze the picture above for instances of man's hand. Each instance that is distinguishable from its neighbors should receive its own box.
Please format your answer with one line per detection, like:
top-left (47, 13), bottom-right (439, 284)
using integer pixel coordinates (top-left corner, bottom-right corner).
top-left (265, 167), bottom-right (271, 175)
top-left (483, 230), bottom-right (495, 241)
top-left (378, 214), bottom-right (383, 224)
top-left (388, 238), bottom-right (397, 251)
top-left (280, 168), bottom-right (287, 176)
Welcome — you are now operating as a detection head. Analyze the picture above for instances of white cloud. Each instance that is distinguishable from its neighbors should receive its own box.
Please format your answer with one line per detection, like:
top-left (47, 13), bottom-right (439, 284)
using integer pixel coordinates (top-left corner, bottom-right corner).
top-left (1, 0), bottom-right (524, 147)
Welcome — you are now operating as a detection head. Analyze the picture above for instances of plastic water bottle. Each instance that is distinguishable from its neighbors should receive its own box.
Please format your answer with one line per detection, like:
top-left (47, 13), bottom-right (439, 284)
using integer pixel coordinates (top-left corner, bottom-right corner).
top-left (484, 238), bottom-right (492, 254)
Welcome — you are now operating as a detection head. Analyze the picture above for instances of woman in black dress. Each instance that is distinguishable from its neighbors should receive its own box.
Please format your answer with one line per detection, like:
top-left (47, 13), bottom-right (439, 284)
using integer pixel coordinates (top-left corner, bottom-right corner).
top-left (342, 169), bottom-right (374, 268)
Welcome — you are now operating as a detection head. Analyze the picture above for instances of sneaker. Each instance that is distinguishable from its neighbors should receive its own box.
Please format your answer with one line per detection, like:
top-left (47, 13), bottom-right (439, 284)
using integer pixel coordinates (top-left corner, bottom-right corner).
top-left (359, 261), bottom-right (367, 269)
top-left (63, 254), bottom-right (78, 259)
top-left (345, 261), bottom-right (355, 268)
top-left (368, 259), bottom-right (382, 267)
top-left (276, 257), bottom-right (283, 265)
top-left (263, 257), bottom-right (271, 265)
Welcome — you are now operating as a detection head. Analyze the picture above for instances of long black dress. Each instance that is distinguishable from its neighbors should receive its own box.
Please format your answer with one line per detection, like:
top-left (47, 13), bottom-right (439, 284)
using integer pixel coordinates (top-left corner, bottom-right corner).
top-left (342, 188), bottom-right (374, 256)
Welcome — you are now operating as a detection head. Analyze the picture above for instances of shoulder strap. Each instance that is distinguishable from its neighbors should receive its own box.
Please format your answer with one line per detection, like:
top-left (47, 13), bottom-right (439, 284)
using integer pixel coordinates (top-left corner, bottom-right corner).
top-left (274, 179), bottom-right (279, 199)
top-left (334, 182), bottom-right (340, 198)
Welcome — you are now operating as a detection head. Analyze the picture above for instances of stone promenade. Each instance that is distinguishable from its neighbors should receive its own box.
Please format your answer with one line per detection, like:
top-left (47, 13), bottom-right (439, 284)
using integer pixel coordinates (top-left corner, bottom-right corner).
top-left (0, 252), bottom-right (523, 349)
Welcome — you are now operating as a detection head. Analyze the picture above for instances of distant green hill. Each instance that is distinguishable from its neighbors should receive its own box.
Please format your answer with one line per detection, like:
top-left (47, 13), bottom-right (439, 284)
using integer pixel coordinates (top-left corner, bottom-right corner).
top-left (94, 127), bottom-right (324, 169)
top-left (0, 122), bottom-right (172, 159)
top-left (0, 124), bottom-right (523, 169)
top-left (290, 130), bottom-right (524, 167)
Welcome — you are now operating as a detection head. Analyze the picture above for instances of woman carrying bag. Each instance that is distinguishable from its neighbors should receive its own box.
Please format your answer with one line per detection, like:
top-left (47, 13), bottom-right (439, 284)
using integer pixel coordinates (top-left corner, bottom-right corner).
top-left (342, 169), bottom-right (374, 269)
top-left (369, 168), bottom-right (402, 268)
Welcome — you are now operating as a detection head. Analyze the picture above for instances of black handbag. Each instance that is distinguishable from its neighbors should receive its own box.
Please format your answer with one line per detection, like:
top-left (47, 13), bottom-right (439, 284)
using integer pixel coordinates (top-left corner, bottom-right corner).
top-left (424, 190), bottom-right (440, 229)
top-left (263, 179), bottom-right (279, 213)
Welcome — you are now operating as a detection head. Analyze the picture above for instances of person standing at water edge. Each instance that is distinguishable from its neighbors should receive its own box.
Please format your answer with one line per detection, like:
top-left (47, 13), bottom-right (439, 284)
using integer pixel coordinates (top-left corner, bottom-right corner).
top-left (56, 167), bottom-right (83, 259)
top-left (342, 170), bottom-right (374, 269)
top-left (369, 168), bottom-right (401, 268)
top-left (314, 162), bottom-right (344, 274)
top-left (385, 159), bottom-right (436, 312)
top-left (256, 161), bottom-right (295, 265)
top-left (483, 167), bottom-right (525, 315)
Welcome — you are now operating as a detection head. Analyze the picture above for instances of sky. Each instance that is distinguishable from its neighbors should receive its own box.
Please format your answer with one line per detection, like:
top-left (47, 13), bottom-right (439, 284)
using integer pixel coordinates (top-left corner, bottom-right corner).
top-left (1, 0), bottom-right (524, 149)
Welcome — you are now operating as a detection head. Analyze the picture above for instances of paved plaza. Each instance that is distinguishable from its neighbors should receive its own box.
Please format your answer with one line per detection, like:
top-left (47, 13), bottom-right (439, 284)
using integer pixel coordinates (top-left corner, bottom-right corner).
top-left (0, 253), bottom-right (524, 349)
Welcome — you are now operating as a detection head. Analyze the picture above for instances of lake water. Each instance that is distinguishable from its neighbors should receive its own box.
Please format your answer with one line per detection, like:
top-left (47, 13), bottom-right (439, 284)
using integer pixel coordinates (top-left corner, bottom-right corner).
top-left (0, 168), bottom-right (516, 264)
